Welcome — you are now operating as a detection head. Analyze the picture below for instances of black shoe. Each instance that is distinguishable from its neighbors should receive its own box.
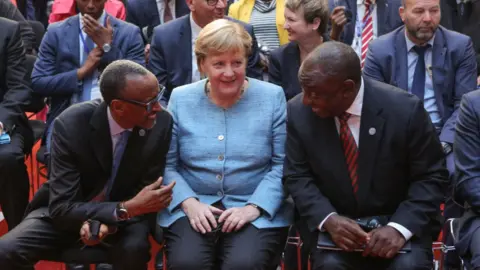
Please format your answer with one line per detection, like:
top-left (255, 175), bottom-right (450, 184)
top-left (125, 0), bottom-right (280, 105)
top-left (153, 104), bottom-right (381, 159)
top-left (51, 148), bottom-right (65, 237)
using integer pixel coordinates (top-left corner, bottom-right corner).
top-left (95, 263), bottom-right (113, 270)
top-left (65, 264), bottom-right (88, 270)
top-left (155, 249), bottom-right (164, 270)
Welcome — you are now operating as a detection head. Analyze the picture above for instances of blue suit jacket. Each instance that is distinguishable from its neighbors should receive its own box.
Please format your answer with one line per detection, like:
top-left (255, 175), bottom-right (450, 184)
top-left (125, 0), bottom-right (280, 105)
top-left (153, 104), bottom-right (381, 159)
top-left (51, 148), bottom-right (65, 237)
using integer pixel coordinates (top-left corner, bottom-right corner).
top-left (148, 14), bottom-right (263, 104)
top-left (31, 14), bottom-right (145, 137)
top-left (452, 90), bottom-right (480, 257)
top-left (363, 26), bottom-right (477, 144)
top-left (328, 0), bottom-right (403, 45)
top-left (268, 42), bottom-right (301, 101)
top-left (158, 78), bottom-right (294, 229)
top-left (126, 0), bottom-right (189, 41)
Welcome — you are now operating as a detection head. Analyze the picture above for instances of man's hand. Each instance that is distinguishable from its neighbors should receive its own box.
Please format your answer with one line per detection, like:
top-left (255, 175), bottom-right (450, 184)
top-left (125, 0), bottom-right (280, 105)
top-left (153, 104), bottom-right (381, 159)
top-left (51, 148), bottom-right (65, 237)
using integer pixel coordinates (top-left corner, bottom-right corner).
top-left (77, 47), bottom-right (103, 80)
top-left (181, 198), bottom-right (224, 234)
top-left (82, 15), bottom-right (113, 48)
top-left (323, 214), bottom-right (369, 251)
top-left (80, 221), bottom-right (109, 246)
top-left (124, 177), bottom-right (175, 217)
top-left (218, 205), bottom-right (261, 233)
top-left (330, 6), bottom-right (348, 41)
top-left (362, 226), bottom-right (406, 258)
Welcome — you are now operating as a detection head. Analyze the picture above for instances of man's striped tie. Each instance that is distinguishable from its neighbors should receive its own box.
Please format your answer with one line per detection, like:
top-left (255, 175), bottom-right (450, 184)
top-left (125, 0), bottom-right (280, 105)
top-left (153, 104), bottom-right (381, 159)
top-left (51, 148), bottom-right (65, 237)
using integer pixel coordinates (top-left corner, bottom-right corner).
top-left (361, 0), bottom-right (373, 68)
top-left (339, 112), bottom-right (359, 195)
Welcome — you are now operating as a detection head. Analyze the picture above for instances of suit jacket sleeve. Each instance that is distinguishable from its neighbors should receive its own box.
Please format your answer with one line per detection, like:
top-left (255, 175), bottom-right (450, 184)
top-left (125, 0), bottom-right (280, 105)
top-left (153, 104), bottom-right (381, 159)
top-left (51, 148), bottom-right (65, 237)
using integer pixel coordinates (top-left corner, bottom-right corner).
top-left (362, 42), bottom-right (388, 83)
top-left (454, 94), bottom-right (480, 210)
top-left (48, 117), bottom-right (118, 226)
top-left (268, 50), bottom-right (282, 87)
top-left (100, 23), bottom-right (145, 67)
top-left (283, 102), bottom-right (337, 232)
top-left (164, 89), bottom-right (199, 212)
top-left (246, 25), bottom-right (263, 80)
top-left (31, 26), bottom-right (81, 96)
top-left (247, 88), bottom-right (287, 219)
top-left (389, 99), bottom-right (448, 236)
top-left (125, 0), bottom-right (140, 27)
top-left (0, 22), bottom-right (32, 131)
top-left (0, 0), bottom-right (34, 53)
top-left (439, 39), bottom-right (478, 144)
top-left (148, 28), bottom-right (169, 104)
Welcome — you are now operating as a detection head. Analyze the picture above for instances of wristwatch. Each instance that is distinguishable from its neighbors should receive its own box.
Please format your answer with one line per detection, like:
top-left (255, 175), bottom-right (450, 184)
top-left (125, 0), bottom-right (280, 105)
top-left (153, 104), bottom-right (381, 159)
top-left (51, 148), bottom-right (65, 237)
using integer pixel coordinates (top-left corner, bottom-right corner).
top-left (102, 43), bottom-right (111, 53)
top-left (116, 202), bottom-right (130, 221)
top-left (441, 142), bottom-right (453, 155)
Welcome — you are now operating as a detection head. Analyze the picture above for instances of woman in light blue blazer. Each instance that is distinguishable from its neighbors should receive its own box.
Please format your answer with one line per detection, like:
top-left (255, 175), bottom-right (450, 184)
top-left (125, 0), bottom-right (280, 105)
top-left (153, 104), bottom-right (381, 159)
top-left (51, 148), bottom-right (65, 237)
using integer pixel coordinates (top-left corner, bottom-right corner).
top-left (158, 19), bottom-right (293, 269)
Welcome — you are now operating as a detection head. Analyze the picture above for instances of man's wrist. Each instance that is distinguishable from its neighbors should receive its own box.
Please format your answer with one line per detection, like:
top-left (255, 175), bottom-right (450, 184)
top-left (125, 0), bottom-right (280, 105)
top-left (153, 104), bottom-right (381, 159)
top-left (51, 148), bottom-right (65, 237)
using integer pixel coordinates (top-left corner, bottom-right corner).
top-left (123, 200), bottom-right (138, 217)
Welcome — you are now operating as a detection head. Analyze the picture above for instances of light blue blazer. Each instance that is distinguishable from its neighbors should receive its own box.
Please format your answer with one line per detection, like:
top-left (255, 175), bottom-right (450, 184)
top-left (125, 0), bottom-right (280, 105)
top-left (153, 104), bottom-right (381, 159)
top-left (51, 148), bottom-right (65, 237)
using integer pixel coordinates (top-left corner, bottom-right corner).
top-left (158, 78), bottom-right (294, 229)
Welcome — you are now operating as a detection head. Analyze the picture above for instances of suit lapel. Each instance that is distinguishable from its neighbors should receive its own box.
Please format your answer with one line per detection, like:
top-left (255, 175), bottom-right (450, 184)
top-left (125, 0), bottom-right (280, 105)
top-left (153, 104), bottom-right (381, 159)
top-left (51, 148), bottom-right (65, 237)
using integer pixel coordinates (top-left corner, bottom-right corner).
top-left (89, 102), bottom-right (113, 175)
top-left (356, 79), bottom-right (385, 207)
top-left (431, 28), bottom-right (448, 116)
top-left (180, 15), bottom-right (193, 83)
top-left (394, 27), bottom-right (409, 91)
top-left (65, 16), bottom-right (81, 67)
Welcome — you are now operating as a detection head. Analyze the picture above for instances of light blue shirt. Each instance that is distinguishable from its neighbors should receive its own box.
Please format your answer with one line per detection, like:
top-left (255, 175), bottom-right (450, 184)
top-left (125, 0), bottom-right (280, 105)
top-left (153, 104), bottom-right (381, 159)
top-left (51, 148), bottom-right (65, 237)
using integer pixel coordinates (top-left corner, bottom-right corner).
top-left (405, 33), bottom-right (442, 129)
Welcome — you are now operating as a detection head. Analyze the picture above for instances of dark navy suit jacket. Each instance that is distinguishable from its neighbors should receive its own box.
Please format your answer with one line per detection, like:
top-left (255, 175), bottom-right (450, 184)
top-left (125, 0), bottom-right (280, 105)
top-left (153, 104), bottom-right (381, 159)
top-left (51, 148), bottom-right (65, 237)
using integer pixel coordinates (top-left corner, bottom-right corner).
top-left (31, 14), bottom-right (145, 138)
top-left (363, 25), bottom-right (477, 144)
top-left (268, 42), bottom-right (301, 101)
top-left (148, 14), bottom-right (263, 104)
top-left (328, 0), bottom-right (403, 46)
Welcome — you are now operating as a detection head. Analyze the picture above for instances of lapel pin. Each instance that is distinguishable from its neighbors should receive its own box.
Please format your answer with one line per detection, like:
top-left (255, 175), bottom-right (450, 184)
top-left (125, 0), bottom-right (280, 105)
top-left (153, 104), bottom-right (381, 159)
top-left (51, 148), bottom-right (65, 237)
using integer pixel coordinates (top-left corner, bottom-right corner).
top-left (369, 127), bottom-right (376, 135)
top-left (139, 129), bottom-right (146, 137)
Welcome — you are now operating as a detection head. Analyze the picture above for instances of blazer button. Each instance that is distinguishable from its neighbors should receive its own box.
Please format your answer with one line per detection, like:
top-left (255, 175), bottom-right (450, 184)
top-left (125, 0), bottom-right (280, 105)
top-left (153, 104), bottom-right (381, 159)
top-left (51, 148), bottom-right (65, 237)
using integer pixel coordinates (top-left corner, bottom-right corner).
top-left (218, 135), bottom-right (224, 141)
top-left (217, 191), bottom-right (223, 196)
top-left (218, 155), bottom-right (224, 161)
top-left (216, 174), bottom-right (223, 181)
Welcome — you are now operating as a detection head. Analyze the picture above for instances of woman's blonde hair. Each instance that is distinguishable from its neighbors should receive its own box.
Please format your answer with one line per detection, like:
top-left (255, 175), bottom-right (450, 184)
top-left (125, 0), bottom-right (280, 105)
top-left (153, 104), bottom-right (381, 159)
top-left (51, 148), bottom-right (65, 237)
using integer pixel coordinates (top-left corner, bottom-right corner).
top-left (285, 0), bottom-right (329, 36)
top-left (195, 19), bottom-right (252, 72)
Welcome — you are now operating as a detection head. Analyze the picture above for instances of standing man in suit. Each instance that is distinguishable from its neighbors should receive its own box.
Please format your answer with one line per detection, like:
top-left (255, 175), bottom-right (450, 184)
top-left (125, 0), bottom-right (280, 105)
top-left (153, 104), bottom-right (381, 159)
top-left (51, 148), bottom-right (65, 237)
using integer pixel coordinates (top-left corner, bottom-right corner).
top-left (0, 17), bottom-right (34, 230)
top-left (284, 41), bottom-right (447, 269)
top-left (328, 0), bottom-right (403, 66)
top-left (0, 60), bottom-right (175, 270)
top-left (148, 0), bottom-right (263, 105)
top-left (32, 0), bottom-right (145, 153)
top-left (452, 90), bottom-right (480, 270)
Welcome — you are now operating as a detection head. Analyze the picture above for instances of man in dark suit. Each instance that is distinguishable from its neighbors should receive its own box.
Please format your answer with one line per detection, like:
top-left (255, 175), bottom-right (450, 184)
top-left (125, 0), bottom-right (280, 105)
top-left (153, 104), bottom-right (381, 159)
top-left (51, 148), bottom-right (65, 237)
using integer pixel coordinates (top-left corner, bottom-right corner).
top-left (0, 17), bottom-right (33, 230)
top-left (148, 0), bottom-right (262, 105)
top-left (440, 0), bottom-right (480, 85)
top-left (126, 0), bottom-right (189, 42)
top-left (452, 90), bottom-right (480, 269)
top-left (283, 41), bottom-right (447, 269)
top-left (0, 0), bottom-right (35, 54)
top-left (0, 60), bottom-right (175, 270)
top-left (31, 0), bottom-right (145, 153)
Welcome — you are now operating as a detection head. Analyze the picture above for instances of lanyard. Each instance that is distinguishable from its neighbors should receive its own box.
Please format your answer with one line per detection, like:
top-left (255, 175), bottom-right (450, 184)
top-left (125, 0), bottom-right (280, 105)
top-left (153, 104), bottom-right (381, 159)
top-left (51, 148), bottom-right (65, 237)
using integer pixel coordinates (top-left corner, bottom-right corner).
top-left (79, 15), bottom-right (108, 54)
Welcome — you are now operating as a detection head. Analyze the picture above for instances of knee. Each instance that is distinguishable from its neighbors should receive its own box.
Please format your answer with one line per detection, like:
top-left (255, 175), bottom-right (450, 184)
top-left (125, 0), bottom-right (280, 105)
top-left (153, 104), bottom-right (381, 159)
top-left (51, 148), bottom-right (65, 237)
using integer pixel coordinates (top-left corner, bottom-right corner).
top-left (166, 248), bottom-right (211, 270)
top-left (116, 238), bottom-right (151, 264)
top-left (0, 238), bottom-right (22, 267)
top-left (0, 145), bottom-right (24, 172)
top-left (222, 252), bottom-right (270, 270)
top-left (387, 252), bottom-right (432, 270)
top-left (311, 251), bottom-right (348, 270)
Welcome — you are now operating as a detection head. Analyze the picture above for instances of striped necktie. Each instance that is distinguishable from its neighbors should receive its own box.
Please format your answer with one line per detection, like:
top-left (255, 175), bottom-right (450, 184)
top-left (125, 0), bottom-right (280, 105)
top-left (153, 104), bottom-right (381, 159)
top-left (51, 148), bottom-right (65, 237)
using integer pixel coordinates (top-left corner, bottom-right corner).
top-left (361, 0), bottom-right (373, 68)
top-left (338, 112), bottom-right (359, 196)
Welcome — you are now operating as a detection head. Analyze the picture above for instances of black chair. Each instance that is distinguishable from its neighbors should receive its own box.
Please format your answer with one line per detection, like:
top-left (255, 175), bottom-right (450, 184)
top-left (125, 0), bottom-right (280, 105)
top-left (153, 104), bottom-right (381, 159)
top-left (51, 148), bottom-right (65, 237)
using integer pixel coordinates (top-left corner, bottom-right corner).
top-left (27, 20), bottom-right (46, 52)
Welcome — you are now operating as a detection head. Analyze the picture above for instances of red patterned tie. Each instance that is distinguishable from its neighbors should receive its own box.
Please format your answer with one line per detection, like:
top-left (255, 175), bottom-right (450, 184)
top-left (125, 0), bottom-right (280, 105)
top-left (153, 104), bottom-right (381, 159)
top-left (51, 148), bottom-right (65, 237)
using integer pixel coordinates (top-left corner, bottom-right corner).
top-left (338, 112), bottom-right (359, 195)
top-left (361, 0), bottom-right (373, 68)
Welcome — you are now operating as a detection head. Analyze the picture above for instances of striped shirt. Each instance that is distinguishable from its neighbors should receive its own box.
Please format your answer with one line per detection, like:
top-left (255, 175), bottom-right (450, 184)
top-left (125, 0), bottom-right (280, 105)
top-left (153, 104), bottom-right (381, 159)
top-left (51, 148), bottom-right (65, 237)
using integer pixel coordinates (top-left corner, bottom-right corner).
top-left (249, 0), bottom-right (280, 51)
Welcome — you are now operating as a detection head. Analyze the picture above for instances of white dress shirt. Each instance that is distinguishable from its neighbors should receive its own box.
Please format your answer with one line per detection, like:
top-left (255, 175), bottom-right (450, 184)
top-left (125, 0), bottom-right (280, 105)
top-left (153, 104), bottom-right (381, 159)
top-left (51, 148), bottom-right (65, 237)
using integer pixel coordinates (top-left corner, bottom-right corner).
top-left (318, 78), bottom-right (413, 242)
top-left (351, 0), bottom-right (378, 58)
top-left (156, 0), bottom-right (176, 24)
top-left (190, 14), bottom-right (203, 83)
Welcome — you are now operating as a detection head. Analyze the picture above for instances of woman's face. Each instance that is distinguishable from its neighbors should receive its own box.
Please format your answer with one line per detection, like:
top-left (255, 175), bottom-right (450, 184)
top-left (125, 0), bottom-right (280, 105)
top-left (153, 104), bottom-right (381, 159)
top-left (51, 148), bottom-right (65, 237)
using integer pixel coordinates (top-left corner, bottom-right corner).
top-left (200, 49), bottom-right (247, 96)
top-left (284, 7), bottom-right (316, 42)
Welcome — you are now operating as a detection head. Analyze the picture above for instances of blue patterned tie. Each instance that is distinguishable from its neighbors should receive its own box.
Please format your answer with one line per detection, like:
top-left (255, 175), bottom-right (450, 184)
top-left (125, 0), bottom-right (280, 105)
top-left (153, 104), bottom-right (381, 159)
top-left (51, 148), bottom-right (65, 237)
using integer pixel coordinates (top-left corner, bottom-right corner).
top-left (411, 45), bottom-right (430, 101)
top-left (104, 130), bottom-right (131, 199)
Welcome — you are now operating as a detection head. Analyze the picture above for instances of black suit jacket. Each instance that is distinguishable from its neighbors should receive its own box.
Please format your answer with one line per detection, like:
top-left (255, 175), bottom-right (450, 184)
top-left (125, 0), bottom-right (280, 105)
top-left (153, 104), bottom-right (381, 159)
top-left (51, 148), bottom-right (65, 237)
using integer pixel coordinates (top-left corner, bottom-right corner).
top-left (0, 17), bottom-right (33, 150)
top-left (283, 77), bottom-right (448, 239)
top-left (28, 100), bottom-right (173, 232)
top-left (268, 42), bottom-right (301, 101)
top-left (148, 14), bottom-right (263, 104)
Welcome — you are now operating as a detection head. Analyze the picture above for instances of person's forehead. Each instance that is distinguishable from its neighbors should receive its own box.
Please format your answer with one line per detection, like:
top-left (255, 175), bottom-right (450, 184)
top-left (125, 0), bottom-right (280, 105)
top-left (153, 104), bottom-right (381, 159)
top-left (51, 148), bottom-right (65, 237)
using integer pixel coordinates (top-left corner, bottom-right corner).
top-left (122, 75), bottom-right (157, 100)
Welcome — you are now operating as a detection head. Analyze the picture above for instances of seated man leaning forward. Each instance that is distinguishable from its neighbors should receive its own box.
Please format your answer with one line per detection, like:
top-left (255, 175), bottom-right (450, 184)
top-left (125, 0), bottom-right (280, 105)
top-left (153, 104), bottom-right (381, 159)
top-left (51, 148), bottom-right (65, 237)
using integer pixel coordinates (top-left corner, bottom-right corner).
top-left (158, 19), bottom-right (294, 270)
top-left (283, 41), bottom-right (448, 270)
top-left (0, 60), bottom-right (175, 270)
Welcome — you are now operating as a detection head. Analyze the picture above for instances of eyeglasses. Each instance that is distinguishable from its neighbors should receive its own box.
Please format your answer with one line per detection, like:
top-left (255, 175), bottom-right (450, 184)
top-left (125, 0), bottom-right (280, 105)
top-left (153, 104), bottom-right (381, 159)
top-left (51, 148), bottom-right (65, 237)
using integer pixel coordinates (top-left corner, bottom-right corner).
top-left (117, 85), bottom-right (165, 113)
top-left (205, 0), bottom-right (225, 6)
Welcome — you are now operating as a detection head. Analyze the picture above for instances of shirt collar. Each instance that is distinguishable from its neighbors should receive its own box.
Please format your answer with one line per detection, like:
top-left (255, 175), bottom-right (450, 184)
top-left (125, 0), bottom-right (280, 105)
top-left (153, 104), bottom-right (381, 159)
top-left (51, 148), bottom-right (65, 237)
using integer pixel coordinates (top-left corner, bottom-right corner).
top-left (107, 107), bottom-right (127, 137)
top-left (405, 30), bottom-right (435, 52)
top-left (345, 77), bottom-right (364, 117)
top-left (356, 0), bottom-right (376, 5)
top-left (79, 10), bottom-right (107, 29)
top-left (190, 13), bottom-right (203, 39)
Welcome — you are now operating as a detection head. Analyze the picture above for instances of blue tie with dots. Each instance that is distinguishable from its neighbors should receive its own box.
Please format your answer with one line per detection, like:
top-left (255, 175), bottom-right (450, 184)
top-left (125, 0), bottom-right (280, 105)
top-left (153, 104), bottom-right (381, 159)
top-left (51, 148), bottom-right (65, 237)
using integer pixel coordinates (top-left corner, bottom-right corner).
top-left (104, 130), bottom-right (131, 199)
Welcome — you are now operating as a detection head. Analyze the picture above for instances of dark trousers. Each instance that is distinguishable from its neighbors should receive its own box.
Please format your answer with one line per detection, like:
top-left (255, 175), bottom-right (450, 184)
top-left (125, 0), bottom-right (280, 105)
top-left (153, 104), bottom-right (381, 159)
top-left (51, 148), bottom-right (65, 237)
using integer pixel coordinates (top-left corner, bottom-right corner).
top-left (467, 226), bottom-right (480, 269)
top-left (0, 208), bottom-right (151, 270)
top-left (310, 235), bottom-right (433, 270)
top-left (0, 131), bottom-right (30, 229)
top-left (164, 217), bottom-right (289, 270)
